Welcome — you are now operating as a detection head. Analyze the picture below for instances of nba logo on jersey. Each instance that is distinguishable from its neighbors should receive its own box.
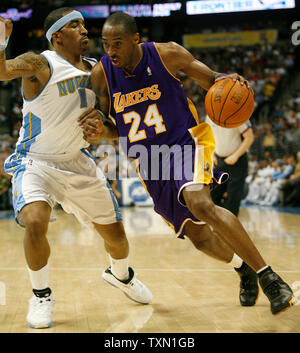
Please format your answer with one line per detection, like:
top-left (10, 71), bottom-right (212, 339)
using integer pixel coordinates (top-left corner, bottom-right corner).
top-left (147, 66), bottom-right (152, 76)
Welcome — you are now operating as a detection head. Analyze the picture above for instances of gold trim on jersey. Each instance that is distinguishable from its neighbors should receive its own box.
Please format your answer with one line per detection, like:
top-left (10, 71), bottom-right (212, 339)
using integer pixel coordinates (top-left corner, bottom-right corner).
top-left (153, 42), bottom-right (181, 83)
top-left (187, 97), bottom-right (200, 125)
top-left (10, 152), bottom-right (21, 172)
top-left (100, 61), bottom-right (111, 117)
top-left (23, 112), bottom-right (32, 150)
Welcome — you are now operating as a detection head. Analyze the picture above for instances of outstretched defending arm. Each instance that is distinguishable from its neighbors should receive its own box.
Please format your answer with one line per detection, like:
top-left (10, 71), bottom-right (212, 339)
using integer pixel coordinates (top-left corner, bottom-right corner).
top-left (0, 17), bottom-right (49, 82)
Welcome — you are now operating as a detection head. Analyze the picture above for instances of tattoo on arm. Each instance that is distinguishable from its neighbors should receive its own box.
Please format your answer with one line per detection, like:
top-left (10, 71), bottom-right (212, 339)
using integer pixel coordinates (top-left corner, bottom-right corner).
top-left (1, 52), bottom-right (48, 79)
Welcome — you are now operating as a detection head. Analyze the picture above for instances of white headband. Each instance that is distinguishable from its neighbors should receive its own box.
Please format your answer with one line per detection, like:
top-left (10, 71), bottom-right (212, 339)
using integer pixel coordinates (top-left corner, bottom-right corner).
top-left (46, 10), bottom-right (84, 42)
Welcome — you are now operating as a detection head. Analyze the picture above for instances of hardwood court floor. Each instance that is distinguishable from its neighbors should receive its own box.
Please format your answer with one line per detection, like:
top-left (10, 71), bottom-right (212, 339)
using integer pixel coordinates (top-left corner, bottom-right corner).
top-left (0, 206), bottom-right (299, 333)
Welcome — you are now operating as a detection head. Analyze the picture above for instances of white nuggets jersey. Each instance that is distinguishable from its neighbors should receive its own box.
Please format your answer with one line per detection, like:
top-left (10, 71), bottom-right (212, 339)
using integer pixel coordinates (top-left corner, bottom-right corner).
top-left (5, 50), bottom-right (96, 173)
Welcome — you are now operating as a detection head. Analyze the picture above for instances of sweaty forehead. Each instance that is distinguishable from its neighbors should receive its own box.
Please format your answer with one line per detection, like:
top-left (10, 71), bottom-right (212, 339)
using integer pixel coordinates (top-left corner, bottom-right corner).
top-left (102, 23), bottom-right (128, 39)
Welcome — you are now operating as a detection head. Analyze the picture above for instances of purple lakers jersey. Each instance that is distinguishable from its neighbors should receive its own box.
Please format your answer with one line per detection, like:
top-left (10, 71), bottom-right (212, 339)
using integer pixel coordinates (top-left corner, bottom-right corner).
top-left (100, 42), bottom-right (198, 156)
top-left (100, 42), bottom-right (225, 238)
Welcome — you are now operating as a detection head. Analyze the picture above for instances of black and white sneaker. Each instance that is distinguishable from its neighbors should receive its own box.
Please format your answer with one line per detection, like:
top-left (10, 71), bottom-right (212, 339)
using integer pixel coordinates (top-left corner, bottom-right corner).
top-left (102, 267), bottom-right (153, 304)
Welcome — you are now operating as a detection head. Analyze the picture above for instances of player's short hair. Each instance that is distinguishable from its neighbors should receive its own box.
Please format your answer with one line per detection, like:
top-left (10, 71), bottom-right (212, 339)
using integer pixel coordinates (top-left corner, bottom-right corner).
top-left (104, 12), bottom-right (138, 35)
top-left (44, 7), bottom-right (74, 35)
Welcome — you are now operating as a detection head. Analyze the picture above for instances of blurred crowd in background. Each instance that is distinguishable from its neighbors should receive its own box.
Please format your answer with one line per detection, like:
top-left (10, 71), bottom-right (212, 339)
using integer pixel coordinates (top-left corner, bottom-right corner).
top-left (0, 3), bottom-right (300, 211)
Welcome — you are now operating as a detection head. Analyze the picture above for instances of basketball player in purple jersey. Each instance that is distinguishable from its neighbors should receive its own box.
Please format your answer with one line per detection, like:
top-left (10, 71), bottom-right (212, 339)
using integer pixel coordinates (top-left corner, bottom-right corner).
top-left (79, 12), bottom-right (295, 314)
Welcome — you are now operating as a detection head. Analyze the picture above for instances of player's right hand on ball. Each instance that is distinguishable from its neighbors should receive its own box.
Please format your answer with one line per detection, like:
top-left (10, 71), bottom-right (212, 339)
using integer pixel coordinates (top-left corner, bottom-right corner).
top-left (0, 17), bottom-right (13, 39)
top-left (78, 108), bottom-right (105, 139)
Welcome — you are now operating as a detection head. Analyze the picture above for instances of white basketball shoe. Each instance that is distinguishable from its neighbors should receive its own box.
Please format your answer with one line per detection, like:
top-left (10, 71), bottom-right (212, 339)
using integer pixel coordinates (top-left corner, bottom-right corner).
top-left (102, 267), bottom-right (153, 304)
top-left (26, 294), bottom-right (55, 328)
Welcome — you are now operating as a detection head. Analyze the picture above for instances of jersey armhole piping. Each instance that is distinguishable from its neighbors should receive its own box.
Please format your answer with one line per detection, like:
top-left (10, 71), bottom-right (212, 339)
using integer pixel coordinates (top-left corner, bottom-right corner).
top-left (153, 42), bottom-right (181, 83)
top-left (22, 53), bottom-right (53, 102)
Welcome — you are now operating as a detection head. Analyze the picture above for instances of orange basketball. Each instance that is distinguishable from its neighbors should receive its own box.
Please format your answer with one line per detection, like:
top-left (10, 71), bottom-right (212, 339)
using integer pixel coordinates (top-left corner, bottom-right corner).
top-left (205, 78), bottom-right (255, 128)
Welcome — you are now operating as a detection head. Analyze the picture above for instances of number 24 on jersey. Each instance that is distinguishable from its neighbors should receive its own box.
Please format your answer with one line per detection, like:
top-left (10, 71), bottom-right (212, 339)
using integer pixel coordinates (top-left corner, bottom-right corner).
top-left (123, 104), bottom-right (166, 143)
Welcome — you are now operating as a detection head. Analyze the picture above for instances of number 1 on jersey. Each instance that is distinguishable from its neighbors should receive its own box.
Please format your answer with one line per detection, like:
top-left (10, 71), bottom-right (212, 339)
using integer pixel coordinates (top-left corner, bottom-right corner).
top-left (123, 104), bottom-right (166, 143)
top-left (78, 88), bottom-right (87, 108)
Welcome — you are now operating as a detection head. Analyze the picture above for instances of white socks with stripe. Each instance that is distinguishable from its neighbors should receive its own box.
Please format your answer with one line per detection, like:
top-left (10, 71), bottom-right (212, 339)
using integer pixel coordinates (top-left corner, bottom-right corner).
top-left (109, 255), bottom-right (129, 281)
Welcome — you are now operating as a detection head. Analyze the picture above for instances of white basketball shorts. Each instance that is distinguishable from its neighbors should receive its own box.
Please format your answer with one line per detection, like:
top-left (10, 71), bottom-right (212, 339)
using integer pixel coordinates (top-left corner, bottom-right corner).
top-left (8, 149), bottom-right (122, 227)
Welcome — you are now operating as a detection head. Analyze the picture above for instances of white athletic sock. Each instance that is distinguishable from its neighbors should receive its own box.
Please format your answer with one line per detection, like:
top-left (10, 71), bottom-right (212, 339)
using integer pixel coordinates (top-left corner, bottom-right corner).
top-left (230, 254), bottom-right (243, 269)
top-left (256, 265), bottom-right (270, 274)
top-left (27, 263), bottom-right (50, 290)
top-left (109, 255), bottom-right (129, 281)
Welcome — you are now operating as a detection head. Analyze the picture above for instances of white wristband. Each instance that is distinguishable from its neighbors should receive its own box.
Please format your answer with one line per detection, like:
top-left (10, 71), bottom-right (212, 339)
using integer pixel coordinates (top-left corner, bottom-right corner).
top-left (0, 36), bottom-right (10, 51)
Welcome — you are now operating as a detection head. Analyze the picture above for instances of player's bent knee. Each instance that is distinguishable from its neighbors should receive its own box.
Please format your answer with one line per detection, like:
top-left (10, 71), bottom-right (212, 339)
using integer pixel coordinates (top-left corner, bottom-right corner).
top-left (186, 198), bottom-right (217, 223)
top-left (98, 228), bottom-right (128, 248)
top-left (25, 218), bottom-right (49, 238)
top-left (109, 232), bottom-right (127, 245)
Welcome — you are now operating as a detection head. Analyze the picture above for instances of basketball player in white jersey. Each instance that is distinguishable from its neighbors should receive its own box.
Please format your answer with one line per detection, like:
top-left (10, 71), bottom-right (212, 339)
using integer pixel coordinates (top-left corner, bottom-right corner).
top-left (0, 8), bottom-right (152, 329)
